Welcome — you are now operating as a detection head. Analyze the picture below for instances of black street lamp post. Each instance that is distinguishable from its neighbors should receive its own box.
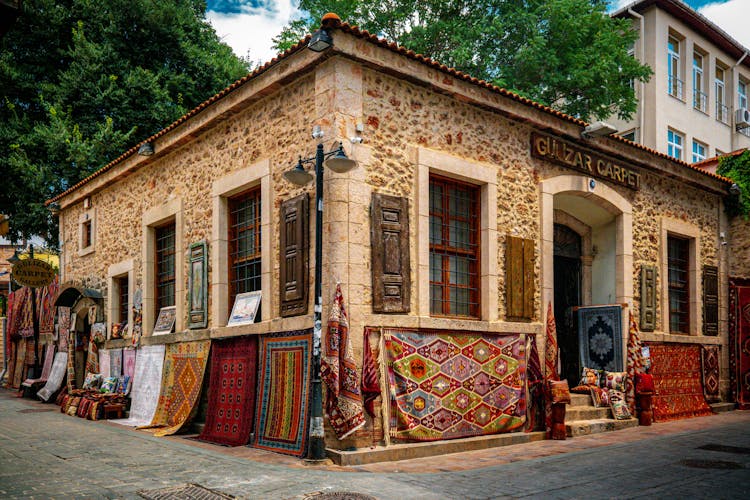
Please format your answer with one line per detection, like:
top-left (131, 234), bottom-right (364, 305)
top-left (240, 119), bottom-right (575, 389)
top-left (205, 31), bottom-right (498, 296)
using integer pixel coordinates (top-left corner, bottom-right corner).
top-left (284, 137), bottom-right (357, 461)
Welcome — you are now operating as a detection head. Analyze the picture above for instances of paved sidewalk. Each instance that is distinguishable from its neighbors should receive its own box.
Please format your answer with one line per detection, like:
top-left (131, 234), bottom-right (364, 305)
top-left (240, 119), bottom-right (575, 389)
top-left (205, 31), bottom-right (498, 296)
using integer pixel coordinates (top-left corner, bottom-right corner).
top-left (1, 389), bottom-right (749, 499)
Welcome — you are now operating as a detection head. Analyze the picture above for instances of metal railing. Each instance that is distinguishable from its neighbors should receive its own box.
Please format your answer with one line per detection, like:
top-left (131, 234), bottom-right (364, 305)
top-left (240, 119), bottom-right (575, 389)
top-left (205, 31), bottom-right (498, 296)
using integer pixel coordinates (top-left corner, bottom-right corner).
top-left (692, 90), bottom-right (707, 112)
top-left (668, 76), bottom-right (684, 100)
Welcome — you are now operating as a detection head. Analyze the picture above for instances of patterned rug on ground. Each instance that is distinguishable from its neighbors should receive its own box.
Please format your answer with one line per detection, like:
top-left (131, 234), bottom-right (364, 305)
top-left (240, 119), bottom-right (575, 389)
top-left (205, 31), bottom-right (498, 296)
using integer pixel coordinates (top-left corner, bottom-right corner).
top-left (141, 340), bottom-right (210, 437)
top-left (576, 305), bottom-right (624, 371)
top-left (37, 352), bottom-right (68, 402)
top-left (198, 336), bottom-right (258, 446)
top-left (383, 329), bottom-right (526, 442)
top-left (253, 330), bottom-right (312, 456)
top-left (647, 342), bottom-right (713, 421)
top-left (701, 345), bottom-right (721, 403)
top-left (110, 344), bottom-right (165, 427)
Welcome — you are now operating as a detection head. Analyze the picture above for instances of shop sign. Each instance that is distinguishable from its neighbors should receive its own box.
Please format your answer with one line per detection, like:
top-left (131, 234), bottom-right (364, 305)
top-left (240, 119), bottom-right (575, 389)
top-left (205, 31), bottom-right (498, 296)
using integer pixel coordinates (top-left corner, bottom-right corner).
top-left (12, 258), bottom-right (56, 288)
top-left (531, 131), bottom-right (641, 190)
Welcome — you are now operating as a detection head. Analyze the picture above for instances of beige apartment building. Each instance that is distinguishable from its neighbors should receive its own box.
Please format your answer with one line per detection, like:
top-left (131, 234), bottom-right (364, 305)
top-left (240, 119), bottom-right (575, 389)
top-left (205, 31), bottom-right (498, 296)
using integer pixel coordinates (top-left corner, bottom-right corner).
top-left (611, 0), bottom-right (750, 162)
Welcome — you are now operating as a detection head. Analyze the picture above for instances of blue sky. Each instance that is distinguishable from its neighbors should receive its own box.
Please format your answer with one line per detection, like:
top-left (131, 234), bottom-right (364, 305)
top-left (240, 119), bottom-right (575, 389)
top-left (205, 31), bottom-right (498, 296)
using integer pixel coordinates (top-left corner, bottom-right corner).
top-left (206, 1), bottom-right (750, 65)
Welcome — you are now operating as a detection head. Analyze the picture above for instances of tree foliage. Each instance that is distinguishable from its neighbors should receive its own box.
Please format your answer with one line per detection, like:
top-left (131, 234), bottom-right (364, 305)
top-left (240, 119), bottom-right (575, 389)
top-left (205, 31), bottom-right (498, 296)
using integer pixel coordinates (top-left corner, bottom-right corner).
top-left (274, 0), bottom-right (651, 121)
top-left (1, 0), bottom-right (249, 245)
top-left (717, 151), bottom-right (750, 218)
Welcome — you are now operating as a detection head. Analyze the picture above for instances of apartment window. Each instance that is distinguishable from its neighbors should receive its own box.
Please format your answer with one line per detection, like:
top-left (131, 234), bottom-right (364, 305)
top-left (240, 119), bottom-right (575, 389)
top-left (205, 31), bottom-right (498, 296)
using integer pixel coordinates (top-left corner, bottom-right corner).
top-left (667, 129), bottom-right (683, 160)
top-left (692, 140), bottom-right (707, 163)
top-left (667, 36), bottom-right (683, 99)
top-left (739, 80), bottom-right (748, 109)
top-left (692, 52), bottom-right (706, 111)
top-left (228, 187), bottom-right (262, 319)
top-left (716, 66), bottom-right (728, 123)
top-left (667, 235), bottom-right (690, 334)
top-left (429, 175), bottom-right (480, 318)
top-left (116, 275), bottom-right (129, 324)
top-left (155, 222), bottom-right (176, 311)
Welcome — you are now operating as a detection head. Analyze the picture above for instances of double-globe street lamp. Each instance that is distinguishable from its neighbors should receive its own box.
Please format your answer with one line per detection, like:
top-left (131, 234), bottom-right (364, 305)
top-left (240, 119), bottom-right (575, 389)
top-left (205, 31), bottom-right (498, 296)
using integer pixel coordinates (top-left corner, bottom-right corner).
top-left (283, 130), bottom-right (358, 461)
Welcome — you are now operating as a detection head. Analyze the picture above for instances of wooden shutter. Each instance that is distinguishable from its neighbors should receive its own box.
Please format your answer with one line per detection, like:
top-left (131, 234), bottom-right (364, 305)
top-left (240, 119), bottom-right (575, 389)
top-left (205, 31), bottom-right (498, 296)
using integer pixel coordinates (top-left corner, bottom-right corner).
top-left (279, 194), bottom-right (309, 317)
top-left (505, 235), bottom-right (534, 319)
top-left (371, 193), bottom-right (410, 313)
top-left (703, 265), bottom-right (719, 336)
top-left (640, 264), bottom-right (657, 332)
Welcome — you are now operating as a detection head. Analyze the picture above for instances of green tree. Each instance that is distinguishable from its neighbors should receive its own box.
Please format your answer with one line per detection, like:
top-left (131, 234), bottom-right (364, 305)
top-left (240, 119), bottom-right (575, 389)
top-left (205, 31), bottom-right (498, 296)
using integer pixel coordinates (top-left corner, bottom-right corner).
top-left (717, 151), bottom-right (750, 218)
top-left (274, 0), bottom-right (651, 121)
top-left (1, 0), bottom-right (249, 245)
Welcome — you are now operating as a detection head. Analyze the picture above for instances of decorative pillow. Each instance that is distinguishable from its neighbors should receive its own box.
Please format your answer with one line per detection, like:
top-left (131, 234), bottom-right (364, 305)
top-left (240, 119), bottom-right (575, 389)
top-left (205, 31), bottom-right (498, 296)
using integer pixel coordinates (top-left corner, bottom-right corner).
top-left (117, 375), bottom-right (131, 395)
top-left (635, 372), bottom-right (655, 393)
top-left (608, 389), bottom-right (632, 420)
top-left (602, 371), bottom-right (627, 392)
top-left (589, 386), bottom-right (605, 408)
top-left (579, 366), bottom-right (600, 387)
top-left (82, 372), bottom-right (102, 390)
top-left (570, 385), bottom-right (592, 394)
top-left (549, 379), bottom-right (572, 404)
top-left (600, 388), bottom-right (610, 407)
top-left (100, 376), bottom-right (119, 393)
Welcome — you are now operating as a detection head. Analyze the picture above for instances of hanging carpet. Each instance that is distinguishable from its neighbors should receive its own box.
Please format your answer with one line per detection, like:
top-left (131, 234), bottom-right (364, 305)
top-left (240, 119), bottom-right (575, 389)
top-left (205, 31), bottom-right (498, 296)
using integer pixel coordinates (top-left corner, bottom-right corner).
top-left (732, 284), bottom-right (750, 409)
top-left (701, 345), bottom-right (721, 403)
top-left (109, 348), bottom-right (123, 378)
top-left (37, 276), bottom-right (59, 335)
top-left (98, 348), bottom-right (110, 379)
top-left (37, 352), bottom-right (68, 402)
top-left (123, 349), bottom-right (136, 378)
top-left (22, 344), bottom-right (56, 389)
top-left (625, 312), bottom-right (645, 415)
top-left (110, 344), bottom-right (165, 427)
top-left (140, 340), bottom-right (210, 437)
top-left (57, 307), bottom-right (71, 352)
top-left (9, 338), bottom-right (28, 389)
top-left (383, 329), bottom-right (526, 442)
top-left (198, 336), bottom-right (258, 446)
top-left (647, 342), bottom-right (713, 421)
top-left (576, 305), bottom-right (624, 371)
top-left (253, 330), bottom-right (312, 457)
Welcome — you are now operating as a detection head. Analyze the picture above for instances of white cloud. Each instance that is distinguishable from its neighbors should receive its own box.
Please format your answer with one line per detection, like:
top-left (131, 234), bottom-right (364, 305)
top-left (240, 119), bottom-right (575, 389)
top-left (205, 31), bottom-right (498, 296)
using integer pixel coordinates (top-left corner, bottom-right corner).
top-left (699, 0), bottom-right (750, 49)
top-left (206, 0), bottom-right (301, 66)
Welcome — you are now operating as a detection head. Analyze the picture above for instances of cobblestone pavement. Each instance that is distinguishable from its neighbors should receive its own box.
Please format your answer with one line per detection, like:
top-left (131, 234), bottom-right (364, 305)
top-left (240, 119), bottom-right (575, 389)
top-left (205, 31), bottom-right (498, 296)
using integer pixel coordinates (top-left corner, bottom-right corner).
top-left (1, 389), bottom-right (749, 499)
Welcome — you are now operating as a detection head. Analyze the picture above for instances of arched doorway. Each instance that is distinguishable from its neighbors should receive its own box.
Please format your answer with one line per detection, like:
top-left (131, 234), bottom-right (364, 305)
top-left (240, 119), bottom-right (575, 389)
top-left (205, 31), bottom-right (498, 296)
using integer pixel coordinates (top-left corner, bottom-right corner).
top-left (554, 224), bottom-right (582, 385)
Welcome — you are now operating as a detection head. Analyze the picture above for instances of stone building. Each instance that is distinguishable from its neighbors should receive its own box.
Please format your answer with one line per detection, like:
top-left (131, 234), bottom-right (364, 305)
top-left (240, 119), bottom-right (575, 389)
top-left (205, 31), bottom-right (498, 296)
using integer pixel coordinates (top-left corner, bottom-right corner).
top-left (47, 15), bottom-right (737, 459)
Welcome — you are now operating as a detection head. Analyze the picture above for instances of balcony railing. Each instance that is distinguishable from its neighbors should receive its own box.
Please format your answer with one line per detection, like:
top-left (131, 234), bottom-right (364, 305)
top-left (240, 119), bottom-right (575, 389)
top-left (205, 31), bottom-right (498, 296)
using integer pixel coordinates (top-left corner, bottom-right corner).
top-left (693, 90), bottom-right (707, 112)
top-left (668, 76), bottom-right (684, 100)
top-left (717, 102), bottom-right (729, 124)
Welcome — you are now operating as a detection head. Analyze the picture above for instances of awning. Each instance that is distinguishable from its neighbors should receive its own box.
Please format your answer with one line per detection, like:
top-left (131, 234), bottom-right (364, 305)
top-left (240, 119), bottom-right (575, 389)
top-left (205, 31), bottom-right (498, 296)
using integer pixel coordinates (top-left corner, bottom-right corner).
top-left (53, 281), bottom-right (103, 307)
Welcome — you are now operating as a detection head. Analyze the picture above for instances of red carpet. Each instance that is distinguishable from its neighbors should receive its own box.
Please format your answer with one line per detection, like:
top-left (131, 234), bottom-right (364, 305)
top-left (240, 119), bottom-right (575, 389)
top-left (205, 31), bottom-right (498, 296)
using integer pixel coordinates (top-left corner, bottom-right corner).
top-left (647, 343), bottom-right (712, 421)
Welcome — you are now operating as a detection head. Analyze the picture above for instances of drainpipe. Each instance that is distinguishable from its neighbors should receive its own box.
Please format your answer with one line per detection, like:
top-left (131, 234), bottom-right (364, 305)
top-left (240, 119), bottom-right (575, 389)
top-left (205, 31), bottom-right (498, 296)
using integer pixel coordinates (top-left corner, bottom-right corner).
top-left (730, 51), bottom-right (748, 152)
top-left (629, 8), bottom-right (646, 143)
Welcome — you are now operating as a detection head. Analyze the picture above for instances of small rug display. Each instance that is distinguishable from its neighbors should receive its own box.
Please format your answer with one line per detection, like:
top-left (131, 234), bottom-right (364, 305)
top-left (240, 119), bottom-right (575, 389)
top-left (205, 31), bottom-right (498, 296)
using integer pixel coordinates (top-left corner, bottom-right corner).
top-left (383, 329), bottom-right (526, 442)
top-left (733, 285), bottom-right (750, 409)
top-left (57, 307), bottom-right (70, 352)
top-left (36, 276), bottom-right (59, 335)
top-left (22, 344), bottom-right (56, 389)
top-left (123, 348), bottom-right (136, 378)
top-left (98, 348), bottom-right (110, 380)
top-left (10, 338), bottom-right (28, 389)
top-left (625, 312), bottom-right (645, 415)
top-left (701, 345), bottom-right (721, 403)
top-left (37, 352), bottom-right (68, 402)
top-left (110, 348), bottom-right (123, 378)
top-left (647, 342), bottom-right (713, 421)
top-left (198, 336), bottom-right (258, 447)
top-left (253, 330), bottom-right (312, 456)
top-left (361, 328), bottom-right (381, 418)
top-left (140, 340), bottom-right (210, 437)
top-left (525, 334), bottom-right (543, 432)
top-left (544, 303), bottom-right (559, 437)
top-left (110, 344), bottom-right (165, 427)
top-left (576, 305), bottom-right (624, 372)
top-left (321, 284), bottom-right (365, 439)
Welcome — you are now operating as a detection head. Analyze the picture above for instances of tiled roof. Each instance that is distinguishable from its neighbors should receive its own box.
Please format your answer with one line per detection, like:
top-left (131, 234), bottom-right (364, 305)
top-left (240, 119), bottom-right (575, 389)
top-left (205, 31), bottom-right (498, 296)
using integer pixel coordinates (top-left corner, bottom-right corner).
top-left (47, 12), bottom-right (732, 205)
top-left (693, 148), bottom-right (747, 169)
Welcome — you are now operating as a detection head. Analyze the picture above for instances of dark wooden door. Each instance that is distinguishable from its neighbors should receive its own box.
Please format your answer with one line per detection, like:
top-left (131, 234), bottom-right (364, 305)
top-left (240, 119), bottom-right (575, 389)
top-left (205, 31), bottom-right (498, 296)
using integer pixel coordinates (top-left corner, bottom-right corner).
top-left (554, 224), bottom-right (582, 385)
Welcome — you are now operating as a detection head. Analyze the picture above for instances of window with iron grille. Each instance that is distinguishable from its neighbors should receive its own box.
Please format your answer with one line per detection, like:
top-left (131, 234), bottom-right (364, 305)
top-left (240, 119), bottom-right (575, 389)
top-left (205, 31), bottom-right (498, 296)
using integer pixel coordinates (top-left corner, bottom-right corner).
top-left (117, 275), bottom-right (129, 324)
top-left (429, 175), bottom-right (480, 318)
top-left (668, 235), bottom-right (690, 334)
top-left (155, 222), bottom-right (176, 311)
top-left (229, 187), bottom-right (262, 319)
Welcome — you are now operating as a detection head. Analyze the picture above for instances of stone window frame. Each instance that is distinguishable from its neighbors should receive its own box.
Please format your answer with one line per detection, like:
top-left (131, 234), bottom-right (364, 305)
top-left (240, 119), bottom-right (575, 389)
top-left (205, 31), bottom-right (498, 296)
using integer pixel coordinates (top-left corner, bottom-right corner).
top-left (659, 217), bottom-right (701, 336)
top-left (142, 198), bottom-right (184, 336)
top-left (107, 259), bottom-right (134, 338)
top-left (414, 147), bottom-right (498, 323)
top-left (211, 159), bottom-right (271, 330)
top-left (78, 208), bottom-right (96, 257)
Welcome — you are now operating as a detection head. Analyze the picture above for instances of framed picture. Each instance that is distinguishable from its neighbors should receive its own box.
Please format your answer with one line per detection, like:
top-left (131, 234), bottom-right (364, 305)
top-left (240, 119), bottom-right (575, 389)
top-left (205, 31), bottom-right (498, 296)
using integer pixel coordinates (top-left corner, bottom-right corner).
top-left (227, 291), bottom-right (262, 327)
top-left (153, 305), bottom-right (177, 335)
top-left (188, 241), bottom-right (208, 329)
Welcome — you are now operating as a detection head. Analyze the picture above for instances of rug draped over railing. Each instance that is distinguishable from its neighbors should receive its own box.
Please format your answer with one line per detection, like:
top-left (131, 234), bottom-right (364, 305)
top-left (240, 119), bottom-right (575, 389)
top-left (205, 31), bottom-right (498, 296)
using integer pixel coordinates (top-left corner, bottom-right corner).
top-left (110, 344), bottom-right (165, 427)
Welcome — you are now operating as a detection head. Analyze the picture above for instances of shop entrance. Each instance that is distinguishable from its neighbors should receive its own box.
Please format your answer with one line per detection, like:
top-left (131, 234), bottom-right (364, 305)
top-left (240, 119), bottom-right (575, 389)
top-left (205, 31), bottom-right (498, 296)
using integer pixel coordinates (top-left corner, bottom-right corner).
top-left (554, 224), bottom-right (582, 385)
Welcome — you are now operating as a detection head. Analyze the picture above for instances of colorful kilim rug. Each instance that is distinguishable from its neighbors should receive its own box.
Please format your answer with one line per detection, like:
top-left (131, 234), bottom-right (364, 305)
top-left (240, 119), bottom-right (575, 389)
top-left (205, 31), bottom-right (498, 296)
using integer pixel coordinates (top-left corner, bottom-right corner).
top-left (17, 288), bottom-right (34, 338)
top-left (253, 330), bottom-right (312, 456)
top-left (37, 277), bottom-right (59, 335)
top-left (544, 303), bottom-right (559, 437)
top-left (735, 285), bottom-right (750, 409)
top-left (141, 340), bottom-right (210, 437)
top-left (321, 284), bottom-right (365, 439)
top-left (383, 329), bottom-right (526, 442)
top-left (701, 345), bottom-right (720, 403)
top-left (57, 307), bottom-right (70, 352)
top-left (625, 312), bottom-right (645, 415)
top-left (66, 328), bottom-right (76, 391)
top-left (525, 334), bottom-right (543, 432)
top-left (37, 352), bottom-right (68, 402)
top-left (576, 305), bottom-right (624, 371)
top-left (98, 349), bottom-right (110, 379)
top-left (109, 348), bottom-right (123, 378)
top-left (22, 344), bottom-right (56, 388)
top-left (647, 342), bottom-right (713, 421)
top-left (110, 344), bottom-right (165, 427)
top-left (198, 336), bottom-right (258, 447)
top-left (123, 349), bottom-right (136, 378)
top-left (362, 327), bottom-right (381, 418)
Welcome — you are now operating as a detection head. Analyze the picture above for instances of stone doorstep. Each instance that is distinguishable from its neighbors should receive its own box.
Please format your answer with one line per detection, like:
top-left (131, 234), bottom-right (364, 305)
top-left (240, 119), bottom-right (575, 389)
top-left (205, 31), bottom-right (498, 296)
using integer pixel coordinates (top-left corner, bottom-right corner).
top-left (565, 418), bottom-right (639, 437)
top-left (326, 431), bottom-right (548, 466)
top-left (710, 402), bottom-right (736, 413)
top-left (570, 393), bottom-right (593, 406)
top-left (565, 405), bottom-right (612, 421)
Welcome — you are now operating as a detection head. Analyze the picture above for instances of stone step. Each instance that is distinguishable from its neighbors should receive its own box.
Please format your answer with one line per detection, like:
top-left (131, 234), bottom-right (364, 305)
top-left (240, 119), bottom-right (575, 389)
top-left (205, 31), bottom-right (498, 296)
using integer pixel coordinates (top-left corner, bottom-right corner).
top-left (570, 393), bottom-right (593, 407)
top-left (565, 405), bottom-right (612, 421)
top-left (710, 402), bottom-right (735, 413)
top-left (566, 418), bottom-right (639, 437)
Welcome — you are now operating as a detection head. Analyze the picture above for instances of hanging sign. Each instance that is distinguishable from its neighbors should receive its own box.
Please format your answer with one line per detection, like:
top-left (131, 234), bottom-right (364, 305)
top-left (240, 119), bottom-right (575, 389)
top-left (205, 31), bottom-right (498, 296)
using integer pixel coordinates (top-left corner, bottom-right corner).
top-left (531, 131), bottom-right (641, 190)
top-left (11, 258), bottom-right (56, 288)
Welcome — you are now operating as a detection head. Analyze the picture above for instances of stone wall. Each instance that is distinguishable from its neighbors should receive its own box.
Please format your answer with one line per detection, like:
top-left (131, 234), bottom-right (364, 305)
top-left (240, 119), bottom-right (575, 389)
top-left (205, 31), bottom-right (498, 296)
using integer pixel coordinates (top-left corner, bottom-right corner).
top-left (729, 216), bottom-right (750, 278)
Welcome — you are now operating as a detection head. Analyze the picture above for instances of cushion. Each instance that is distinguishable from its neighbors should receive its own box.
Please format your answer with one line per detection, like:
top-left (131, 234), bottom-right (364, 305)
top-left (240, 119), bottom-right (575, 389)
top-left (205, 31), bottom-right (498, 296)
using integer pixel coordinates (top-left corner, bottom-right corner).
top-left (579, 366), bottom-right (600, 387)
top-left (82, 372), bottom-right (102, 390)
top-left (635, 372), bottom-right (655, 393)
top-left (602, 371), bottom-right (627, 392)
top-left (608, 389), bottom-right (632, 420)
top-left (100, 377), bottom-right (119, 393)
top-left (117, 375), bottom-right (131, 395)
top-left (589, 386), bottom-right (606, 408)
top-left (570, 385), bottom-right (591, 394)
top-left (549, 379), bottom-right (571, 404)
